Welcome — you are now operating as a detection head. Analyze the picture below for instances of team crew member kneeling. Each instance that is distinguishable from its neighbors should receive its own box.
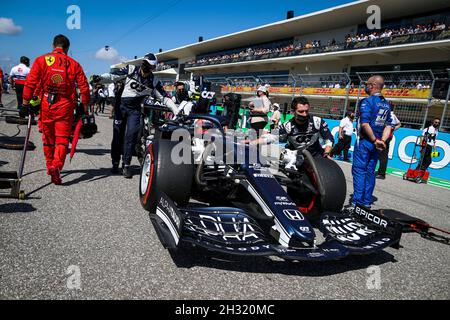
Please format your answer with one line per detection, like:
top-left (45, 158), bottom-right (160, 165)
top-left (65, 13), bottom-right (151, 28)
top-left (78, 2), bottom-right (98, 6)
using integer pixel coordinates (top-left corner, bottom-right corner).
top-left (23, 34), bottom-right (90, 185)
top-left (93, 53), bottom-right (179, 178)
top-left (248, 97), bottom-right (334, 159)
top-left (279, 97), bottom-right (334, 157)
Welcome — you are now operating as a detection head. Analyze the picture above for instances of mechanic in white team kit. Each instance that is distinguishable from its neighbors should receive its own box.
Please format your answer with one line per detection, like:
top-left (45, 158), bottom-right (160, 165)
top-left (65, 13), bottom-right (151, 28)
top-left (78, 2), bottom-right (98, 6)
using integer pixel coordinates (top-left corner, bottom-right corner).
top-left (331, 111), bottom-right (355, 162)
top-left (270, 103), bottom-right (281, 130)
top-left (9, 56), bottom-right (31, 114)
top-left (417, 118), bottom-right (441, 173)
top-left (93, 53), bottom-right (178, 178)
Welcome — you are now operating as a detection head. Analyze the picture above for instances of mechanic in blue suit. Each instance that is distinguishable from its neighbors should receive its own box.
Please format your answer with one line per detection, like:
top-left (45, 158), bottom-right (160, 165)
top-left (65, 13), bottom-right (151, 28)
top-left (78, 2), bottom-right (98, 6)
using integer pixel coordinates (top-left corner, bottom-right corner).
top-left (352, 75), bottom-right (394, 208)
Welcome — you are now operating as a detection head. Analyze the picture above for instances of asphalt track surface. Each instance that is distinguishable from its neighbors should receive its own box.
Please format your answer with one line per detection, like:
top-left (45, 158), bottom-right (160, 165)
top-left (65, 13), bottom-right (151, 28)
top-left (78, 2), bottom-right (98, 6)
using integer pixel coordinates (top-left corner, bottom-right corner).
top-left (0, 94), bottom-right (449, 300)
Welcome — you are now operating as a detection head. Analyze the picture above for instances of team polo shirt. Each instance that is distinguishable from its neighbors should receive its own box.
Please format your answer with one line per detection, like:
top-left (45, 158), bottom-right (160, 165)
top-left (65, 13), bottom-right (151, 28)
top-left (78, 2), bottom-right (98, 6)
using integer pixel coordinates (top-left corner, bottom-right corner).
top-left (9, 63), bottom-right (30, 85)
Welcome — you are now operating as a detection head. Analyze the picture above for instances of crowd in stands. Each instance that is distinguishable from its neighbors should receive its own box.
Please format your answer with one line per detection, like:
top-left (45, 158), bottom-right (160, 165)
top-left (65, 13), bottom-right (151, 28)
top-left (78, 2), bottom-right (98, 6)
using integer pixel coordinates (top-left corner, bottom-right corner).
top-left (190, 42), bottom-right (296, 66)
top-left (156, 62), bottom-right (178, 71)
top-left (345, 22), bottom-right (447, 45)
top-left (219, 73), bottom-right (433, 91)
top-left (185, 21), bottom-right (448, 67)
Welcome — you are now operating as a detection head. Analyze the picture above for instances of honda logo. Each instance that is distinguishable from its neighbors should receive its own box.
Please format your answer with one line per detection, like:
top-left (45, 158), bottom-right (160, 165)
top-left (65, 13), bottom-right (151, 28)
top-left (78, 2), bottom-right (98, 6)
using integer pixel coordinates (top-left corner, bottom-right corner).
top-left (283, 209), bottom-right (304, 221)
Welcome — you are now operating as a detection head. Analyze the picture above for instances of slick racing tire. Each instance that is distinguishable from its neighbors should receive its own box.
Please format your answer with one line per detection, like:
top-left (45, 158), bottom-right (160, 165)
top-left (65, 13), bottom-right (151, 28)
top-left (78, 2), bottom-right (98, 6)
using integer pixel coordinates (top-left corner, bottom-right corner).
top-left (310, 155), bottom-right (347, 212)
top-left (289, 151), bottom-right (347, 223)
top-left (139, 138), bottom-right (194, 213)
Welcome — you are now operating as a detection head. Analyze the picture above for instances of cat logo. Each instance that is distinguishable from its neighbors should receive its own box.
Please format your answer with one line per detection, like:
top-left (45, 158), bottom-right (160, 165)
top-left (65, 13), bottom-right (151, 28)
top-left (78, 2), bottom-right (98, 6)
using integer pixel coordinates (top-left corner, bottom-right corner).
top-left (45, 56), bottom-right (55, 67)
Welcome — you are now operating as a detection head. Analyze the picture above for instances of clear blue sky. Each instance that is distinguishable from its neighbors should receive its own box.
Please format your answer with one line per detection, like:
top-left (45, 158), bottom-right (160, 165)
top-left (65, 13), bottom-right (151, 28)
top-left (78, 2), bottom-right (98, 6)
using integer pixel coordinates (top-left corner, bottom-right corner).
top-left (0, 0), bottom-right (354, 76)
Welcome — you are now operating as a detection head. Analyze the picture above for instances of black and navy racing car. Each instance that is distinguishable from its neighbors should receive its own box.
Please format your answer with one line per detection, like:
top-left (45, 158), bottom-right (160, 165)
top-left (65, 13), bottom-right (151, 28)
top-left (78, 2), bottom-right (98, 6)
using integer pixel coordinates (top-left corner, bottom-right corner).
top-left (138, 106), bottom-right (408, 261)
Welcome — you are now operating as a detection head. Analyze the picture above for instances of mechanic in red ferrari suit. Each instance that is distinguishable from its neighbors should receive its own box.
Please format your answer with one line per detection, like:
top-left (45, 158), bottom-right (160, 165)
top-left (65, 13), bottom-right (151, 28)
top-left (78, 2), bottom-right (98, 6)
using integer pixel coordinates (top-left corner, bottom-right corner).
top-left (23, 34), bottom-right (90, 185)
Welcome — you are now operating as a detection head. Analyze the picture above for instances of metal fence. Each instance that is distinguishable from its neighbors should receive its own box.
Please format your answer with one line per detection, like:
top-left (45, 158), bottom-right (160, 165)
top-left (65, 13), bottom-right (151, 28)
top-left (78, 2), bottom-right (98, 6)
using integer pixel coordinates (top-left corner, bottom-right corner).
top-left (442, 89), bottom-right (450, 132)
top-left (296, 73), bottom-right (351, 120)
top-left (441, 72), bottom-right (450, 132)
top-left (182, 70), bottom-right (450, 130)
top-left (202, 76), bottom-right (231, 102)
top-left (356, 70), bottom-right (435, 128)
top-left (257, 74), bottom-right (297, 94)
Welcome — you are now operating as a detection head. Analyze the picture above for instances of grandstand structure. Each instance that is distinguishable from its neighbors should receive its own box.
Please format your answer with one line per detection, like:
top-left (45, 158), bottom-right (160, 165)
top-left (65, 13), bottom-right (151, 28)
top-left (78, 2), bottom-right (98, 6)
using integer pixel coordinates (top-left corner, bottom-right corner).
top-left (112, 0), bottom-right (450, 130)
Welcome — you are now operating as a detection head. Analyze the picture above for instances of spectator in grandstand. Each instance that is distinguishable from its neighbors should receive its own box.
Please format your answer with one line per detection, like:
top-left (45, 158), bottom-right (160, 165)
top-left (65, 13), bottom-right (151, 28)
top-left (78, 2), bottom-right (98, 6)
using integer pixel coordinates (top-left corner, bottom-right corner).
top-left (369, 32), bottom-right (379, 41)
top-left (376, 111), bottom-right (401, 179)
top-left (331, 111), bottom-right (355, 162)
top-left (416, 118), bottom-right (441, 178)
top-left (186, 20), bottom-right (447, 67)
top-left (435, 22), bottom-right (446, 30)
top-left (248, 85), bottom-right (271, 136)
top-left (305, 42), bottom-right (313, 49)
top-left (352, 75), bottom-right (394, 208)
top-left (295, 42), bottom-right (303, 50)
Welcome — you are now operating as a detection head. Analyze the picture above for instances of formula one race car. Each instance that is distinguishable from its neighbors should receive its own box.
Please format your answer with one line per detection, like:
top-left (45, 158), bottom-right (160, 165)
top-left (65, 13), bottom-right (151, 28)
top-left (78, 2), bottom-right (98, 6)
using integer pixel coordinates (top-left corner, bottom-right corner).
top-left (139, 107), bottom-right (406, 261)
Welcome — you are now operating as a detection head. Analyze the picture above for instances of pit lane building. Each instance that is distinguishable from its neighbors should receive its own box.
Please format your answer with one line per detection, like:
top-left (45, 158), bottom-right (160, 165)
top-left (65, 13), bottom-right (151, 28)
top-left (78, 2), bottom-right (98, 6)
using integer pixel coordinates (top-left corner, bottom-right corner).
top-left (113, 0), bottom-right (450, 130)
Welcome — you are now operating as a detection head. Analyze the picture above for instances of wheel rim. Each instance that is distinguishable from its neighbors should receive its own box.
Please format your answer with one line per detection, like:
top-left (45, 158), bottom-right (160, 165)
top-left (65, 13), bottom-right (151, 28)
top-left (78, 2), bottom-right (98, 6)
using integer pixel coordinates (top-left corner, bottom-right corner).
top-left (141, 153), bottom-right (151, 195)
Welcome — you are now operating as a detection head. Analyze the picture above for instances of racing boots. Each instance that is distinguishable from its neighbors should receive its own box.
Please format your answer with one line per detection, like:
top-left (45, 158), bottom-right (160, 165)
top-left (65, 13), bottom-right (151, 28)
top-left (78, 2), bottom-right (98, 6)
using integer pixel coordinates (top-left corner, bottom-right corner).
top-left (48, 167), bottom-right (62, 185)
